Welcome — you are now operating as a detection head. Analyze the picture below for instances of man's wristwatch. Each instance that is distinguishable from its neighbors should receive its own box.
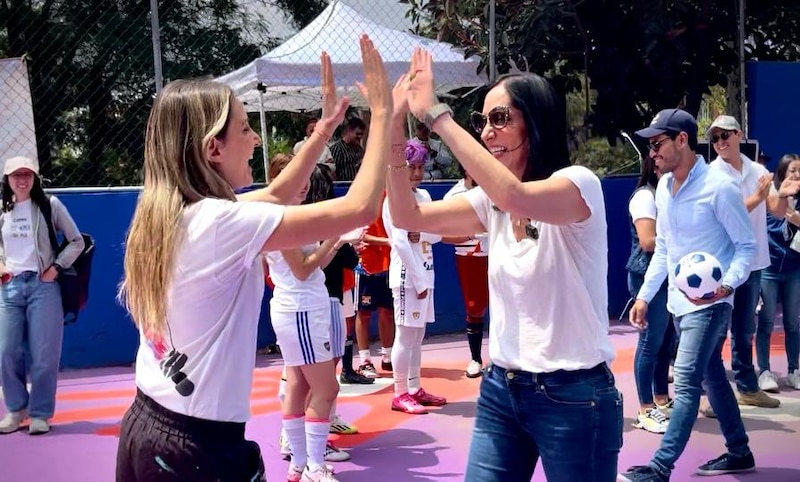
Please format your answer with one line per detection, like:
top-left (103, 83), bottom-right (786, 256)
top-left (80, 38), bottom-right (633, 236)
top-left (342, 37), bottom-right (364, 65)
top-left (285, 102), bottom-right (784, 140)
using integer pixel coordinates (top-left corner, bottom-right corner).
top-left (423, 103), bottom-right (453, 129)
top-left (720, 284), bottom-right (734, 297)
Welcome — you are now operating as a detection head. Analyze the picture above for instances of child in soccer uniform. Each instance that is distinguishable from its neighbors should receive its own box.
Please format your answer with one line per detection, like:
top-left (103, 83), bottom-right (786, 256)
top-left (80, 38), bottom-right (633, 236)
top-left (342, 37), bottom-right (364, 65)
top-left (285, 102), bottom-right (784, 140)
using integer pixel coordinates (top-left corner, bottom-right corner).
top-left (443, 171), bottom-right (489, 378)
top-left (382, 139), bottom-right (447, 414)
top-left (266, 156), bottom-right (348, 482)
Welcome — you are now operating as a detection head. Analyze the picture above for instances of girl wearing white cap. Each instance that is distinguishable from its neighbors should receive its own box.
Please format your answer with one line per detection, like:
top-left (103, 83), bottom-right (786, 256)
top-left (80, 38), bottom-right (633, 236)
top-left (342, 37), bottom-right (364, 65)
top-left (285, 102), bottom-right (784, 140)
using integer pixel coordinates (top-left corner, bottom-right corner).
top-left (0, 156), bottom-right (85, 435)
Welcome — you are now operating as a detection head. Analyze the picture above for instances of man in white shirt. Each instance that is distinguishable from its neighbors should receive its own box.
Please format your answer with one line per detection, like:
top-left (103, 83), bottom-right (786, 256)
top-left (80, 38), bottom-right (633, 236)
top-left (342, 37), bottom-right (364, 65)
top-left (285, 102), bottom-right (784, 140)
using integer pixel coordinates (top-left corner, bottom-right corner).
top-left (707, 115), bottom-right (780, 407)
top-left (293, 118), bottom-right (335, 174)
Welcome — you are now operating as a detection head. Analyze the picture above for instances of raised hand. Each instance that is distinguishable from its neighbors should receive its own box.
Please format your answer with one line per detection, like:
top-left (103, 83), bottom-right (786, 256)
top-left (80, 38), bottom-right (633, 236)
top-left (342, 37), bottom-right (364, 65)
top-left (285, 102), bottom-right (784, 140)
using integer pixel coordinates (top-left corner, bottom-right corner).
top-left (392, 73), bottom-right (410, 118)
top-left (316, 52), bottom-right (349, 136)
top-left (778, 177), bottom-right (800, 199)
top-left (756, 173), bottom-right (773, 200)
top-left (355, 34), bottom-right (392, 118)
top-left (406, 47), bottom-right (438, 121)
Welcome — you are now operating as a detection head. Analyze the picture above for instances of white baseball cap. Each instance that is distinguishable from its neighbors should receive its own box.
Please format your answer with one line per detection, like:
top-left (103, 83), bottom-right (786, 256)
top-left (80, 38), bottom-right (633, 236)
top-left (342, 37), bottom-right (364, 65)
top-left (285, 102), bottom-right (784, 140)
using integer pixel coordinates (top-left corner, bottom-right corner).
top-left (3, 156), bottom-right (40, 176)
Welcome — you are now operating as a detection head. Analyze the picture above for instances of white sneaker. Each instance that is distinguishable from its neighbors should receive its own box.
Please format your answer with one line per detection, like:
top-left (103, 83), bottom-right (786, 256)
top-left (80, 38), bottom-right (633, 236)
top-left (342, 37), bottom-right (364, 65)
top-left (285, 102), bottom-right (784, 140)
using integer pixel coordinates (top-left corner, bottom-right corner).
top-left (0, 410), bottom-right (27, 434)
top-left (287, 463), bottom-right (305, 482)
top-left (324, 441), bottom-right (350, 462)
top-left (759, 370), bottom-right (780, 393)
top-left (633, 408), bottom-right (669, 434)
top-left (302, 465), bottom-right (339, 482)
top-left (655, 399), bottom-right (674, 418)
top-left (466, 360), bottom-right (483, 378)
top-left (28, 418), bottom-right (50, 435)
top-left (787, 369), bottom-right (800, 390)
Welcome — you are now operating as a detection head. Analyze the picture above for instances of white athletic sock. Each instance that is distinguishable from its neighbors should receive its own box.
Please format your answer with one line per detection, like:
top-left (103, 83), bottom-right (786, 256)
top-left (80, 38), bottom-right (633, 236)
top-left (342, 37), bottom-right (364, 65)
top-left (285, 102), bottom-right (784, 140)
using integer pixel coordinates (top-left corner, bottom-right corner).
top-left (278, 366), bottom-right (287, 405)
top-left (392, 325), bottom-right (424, 396)
top-left (305, 417), bottom-right (331, 471)
top-left (283, 415), bottom-right (306, 468)
top-left (381, 346), bottom-right (392, 362)
top-left (359, 349), bottom-right (371, 366)
top-left (408, 327), bottom-right (425, 394)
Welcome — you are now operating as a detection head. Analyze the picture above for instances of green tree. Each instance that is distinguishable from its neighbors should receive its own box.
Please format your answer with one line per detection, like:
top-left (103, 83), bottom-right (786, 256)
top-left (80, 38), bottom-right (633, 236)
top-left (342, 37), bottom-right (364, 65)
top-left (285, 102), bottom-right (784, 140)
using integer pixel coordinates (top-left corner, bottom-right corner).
top-left (404, 0), bottom-right (800, 141)
top-left (0, 0), bottom-right (281, 186)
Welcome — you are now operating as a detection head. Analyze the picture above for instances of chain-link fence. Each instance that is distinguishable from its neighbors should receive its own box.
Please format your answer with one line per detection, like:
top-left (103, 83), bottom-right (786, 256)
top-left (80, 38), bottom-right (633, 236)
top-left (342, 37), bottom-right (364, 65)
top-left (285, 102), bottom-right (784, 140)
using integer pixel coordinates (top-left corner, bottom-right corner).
top-left (0, 0), bottom-right (485, 187)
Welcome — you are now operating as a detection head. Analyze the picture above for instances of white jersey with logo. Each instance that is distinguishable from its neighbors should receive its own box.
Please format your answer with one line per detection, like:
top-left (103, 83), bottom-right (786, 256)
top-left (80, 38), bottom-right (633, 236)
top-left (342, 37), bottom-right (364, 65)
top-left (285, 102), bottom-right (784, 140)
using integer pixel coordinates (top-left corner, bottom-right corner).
top-left (382, 188), bottom-right (441, 293)
top-left (444, 179), bottom-right (488, 257)
top-left (463, 165), bottom-right (615, 373)
top-left (266, 245), bottom-right (329, 312)
top-left (135, 198), bottom-right (284, 423)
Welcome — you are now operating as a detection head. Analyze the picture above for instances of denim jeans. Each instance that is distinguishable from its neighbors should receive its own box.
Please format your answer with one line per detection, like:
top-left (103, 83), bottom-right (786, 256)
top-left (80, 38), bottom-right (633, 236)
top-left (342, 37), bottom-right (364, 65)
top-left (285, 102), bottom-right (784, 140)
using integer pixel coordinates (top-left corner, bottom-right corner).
top-left (629, 274), bottom-right (675, 405)
top-left (728, 269), bottom-right (761, 393)
top-left (0, 271), bottom-right (64, 419)
top-left (756, 268), bottom-right (800, 373)
top-left (465, 362), bottom-right (623, 482)
top-left (651, 303), bottom-right (750, 477)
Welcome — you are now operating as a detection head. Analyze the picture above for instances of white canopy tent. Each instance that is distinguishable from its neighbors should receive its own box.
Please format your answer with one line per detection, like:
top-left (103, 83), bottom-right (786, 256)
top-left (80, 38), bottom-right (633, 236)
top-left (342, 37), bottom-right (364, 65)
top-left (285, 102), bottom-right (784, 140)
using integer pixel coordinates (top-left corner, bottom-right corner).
top-left (215, 0), bottom-right (489, 178)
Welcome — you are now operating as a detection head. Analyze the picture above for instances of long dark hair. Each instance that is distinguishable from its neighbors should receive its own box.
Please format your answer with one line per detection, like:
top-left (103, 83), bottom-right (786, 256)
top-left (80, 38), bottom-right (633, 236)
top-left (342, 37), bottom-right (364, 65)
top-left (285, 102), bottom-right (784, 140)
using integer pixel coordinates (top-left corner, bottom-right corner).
top-left (304, 164), bottom-right (335, 204)
top-left (1, 174), bottom-right (49, 213)
top-left (774, 154), bottom-right (800, 189)
top-left (483, 73), bottom-right (571, 182)
top-left (635, 155), bottom-right (659, 190)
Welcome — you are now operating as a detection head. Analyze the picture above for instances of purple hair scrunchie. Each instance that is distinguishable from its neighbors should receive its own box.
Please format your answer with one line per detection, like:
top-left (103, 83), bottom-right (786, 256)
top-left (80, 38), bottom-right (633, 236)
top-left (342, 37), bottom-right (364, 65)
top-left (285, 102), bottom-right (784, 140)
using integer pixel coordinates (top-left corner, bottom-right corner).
top-left (405, 139), bottom-right (428, 166)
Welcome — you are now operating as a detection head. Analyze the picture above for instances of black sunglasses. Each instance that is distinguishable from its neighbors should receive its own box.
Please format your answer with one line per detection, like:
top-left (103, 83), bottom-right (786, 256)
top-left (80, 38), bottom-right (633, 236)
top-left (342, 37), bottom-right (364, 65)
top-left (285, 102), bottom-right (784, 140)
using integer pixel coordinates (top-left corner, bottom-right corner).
top-left (470, 106), bottom-right (511, 133)
top-left (710, 131), bottom-right (735, 144)
top-left (647, 134), bottom-right (676, 153)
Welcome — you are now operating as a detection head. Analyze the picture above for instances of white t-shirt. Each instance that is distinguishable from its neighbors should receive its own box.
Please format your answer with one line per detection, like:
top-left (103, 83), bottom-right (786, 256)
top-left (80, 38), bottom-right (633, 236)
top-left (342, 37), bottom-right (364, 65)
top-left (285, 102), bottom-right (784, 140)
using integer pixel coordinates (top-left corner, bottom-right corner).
top-left (710, 155), bottom-right (770, 271)
top-left (443, 180), bottom-right (488, 257)
top-left (383, 189), bottom-right (441, 293)
top-left (293, 138), bottom-right (335, 170)
top-left (135, 198), bottom-right (284, 423)
top-left (629, 187), bottom-right (657, 222)
top-left (266, 245), bottom-right (329, 312)
top-left (463, 165), bottom-right (614, 373)
top-left (1, 200), bottom-right (39, 274)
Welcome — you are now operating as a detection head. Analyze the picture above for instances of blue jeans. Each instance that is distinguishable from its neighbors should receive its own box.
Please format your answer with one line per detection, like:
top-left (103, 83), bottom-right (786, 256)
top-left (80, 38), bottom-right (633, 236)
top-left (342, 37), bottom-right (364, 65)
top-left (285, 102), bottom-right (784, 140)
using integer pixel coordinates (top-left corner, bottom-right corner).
top-left (756, 268), bottom-right (800, 373)
top-left (629, 274), bottom-right (675, 405)
top-left (465, 362), bottom-right (623, 482)
top-left (651, 303), bottom-right (750, 477)
top-left (0, 272), bottom-right (64, 419)
top-left (728, 269), bottom-right (761, 393)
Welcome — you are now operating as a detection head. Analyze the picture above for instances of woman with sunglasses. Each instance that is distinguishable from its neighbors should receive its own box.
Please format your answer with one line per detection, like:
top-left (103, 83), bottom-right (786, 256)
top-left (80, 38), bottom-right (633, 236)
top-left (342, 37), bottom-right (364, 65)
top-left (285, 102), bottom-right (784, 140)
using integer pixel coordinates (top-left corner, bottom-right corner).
top-left (115, 36), bottom-right (392, 482)
top-left (385, 49), bottom-right (621, 481)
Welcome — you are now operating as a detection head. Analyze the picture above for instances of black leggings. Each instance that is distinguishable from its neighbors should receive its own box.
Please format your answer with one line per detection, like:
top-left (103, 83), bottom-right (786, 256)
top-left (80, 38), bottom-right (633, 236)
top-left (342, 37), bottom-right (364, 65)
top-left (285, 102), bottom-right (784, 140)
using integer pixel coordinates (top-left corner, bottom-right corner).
top-left (116, 390), bottom-right (265, 482)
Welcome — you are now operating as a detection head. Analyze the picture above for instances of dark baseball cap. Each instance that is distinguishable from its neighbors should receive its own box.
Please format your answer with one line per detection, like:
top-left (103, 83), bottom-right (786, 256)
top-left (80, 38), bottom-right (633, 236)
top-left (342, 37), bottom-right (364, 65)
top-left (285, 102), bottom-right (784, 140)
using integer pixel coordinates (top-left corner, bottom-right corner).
top-left (635, 108), bottom-right (698, 141)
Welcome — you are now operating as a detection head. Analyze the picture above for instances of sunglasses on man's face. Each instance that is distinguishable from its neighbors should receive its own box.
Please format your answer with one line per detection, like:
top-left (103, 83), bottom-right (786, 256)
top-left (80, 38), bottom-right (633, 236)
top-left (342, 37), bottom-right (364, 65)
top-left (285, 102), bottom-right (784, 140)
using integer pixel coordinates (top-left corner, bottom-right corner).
top-left (710, 130), bottom-right (735, 144)
top-left (470, 106), bottom-right (511, 134)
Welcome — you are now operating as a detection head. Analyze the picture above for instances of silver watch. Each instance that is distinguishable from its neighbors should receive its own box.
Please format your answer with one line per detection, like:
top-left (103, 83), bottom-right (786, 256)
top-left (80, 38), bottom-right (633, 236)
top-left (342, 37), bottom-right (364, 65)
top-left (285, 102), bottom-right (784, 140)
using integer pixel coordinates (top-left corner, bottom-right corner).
top-left (423, 103), bottom-right (453, 129)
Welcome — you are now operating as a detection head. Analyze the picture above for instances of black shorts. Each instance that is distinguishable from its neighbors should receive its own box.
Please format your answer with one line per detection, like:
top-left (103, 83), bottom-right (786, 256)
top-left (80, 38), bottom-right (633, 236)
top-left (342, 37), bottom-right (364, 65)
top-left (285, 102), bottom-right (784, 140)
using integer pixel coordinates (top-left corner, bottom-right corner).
top-left (358, 271), bottom-right (393, 311)
top-left (116, 390), bottom-right (265, 482)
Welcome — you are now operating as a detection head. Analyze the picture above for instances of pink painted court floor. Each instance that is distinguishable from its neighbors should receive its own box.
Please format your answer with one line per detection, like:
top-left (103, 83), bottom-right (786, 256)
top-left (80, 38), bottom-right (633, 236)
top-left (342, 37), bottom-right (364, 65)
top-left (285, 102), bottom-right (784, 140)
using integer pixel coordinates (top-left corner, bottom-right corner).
top-left (1, 321), bottom-right (799, 481)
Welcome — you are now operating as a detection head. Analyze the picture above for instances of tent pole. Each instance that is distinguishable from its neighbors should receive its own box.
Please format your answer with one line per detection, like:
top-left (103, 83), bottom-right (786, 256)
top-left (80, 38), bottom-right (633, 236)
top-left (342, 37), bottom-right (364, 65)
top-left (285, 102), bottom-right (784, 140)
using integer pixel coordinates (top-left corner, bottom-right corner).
top-left (258, 86), bottom-right (269, 183)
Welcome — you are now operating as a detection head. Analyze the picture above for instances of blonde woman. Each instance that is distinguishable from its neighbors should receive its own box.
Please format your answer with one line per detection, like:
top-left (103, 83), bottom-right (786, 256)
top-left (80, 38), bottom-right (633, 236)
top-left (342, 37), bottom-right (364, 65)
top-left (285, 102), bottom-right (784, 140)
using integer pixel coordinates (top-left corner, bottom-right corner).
top-left (115, 35), bottom-right (392, 482)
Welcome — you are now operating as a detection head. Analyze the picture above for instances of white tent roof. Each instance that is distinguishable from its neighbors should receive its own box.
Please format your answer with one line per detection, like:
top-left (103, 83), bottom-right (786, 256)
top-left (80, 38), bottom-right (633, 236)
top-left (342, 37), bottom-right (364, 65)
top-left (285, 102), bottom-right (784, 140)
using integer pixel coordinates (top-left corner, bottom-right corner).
top-left (216, 1), bottom-right (487, 112)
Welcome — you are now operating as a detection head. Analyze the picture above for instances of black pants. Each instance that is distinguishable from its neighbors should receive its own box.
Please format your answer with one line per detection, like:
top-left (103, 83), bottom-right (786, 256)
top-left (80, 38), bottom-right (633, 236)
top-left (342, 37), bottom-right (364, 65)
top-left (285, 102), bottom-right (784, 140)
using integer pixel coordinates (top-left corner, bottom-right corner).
top-left (116, 390), bottom-right (266, 482)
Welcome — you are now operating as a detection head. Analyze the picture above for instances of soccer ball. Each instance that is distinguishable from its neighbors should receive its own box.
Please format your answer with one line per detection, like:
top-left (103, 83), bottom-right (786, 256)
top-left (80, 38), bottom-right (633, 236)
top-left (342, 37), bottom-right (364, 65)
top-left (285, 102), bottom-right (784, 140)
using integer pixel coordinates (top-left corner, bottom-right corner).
top-left (674, 252), bottom-right (723, 300)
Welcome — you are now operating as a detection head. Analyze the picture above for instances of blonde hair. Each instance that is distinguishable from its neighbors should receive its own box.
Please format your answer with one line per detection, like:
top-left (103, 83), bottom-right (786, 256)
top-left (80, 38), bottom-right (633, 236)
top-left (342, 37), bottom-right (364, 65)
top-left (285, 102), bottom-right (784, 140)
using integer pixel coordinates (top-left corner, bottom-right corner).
top-left (119, 80), bottom-right (237, 337)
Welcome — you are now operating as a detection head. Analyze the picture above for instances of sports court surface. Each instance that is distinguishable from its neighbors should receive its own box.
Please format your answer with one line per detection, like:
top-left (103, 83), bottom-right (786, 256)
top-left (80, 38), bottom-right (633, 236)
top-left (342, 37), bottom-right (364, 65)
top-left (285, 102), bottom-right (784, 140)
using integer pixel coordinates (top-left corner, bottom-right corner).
top-left (1, 322), bottom-right (799, 481)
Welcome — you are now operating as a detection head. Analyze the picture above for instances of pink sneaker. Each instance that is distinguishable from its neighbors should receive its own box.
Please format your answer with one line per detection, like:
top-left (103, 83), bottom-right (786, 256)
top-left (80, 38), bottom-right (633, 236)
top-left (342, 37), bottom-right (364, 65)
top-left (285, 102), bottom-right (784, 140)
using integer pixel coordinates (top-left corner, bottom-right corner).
top-left (287, 463), bottom-right (304, 482)
top-left (411, 388), bottom-right (447, 406)
top-left (391, 393), bottom-right (428, 414)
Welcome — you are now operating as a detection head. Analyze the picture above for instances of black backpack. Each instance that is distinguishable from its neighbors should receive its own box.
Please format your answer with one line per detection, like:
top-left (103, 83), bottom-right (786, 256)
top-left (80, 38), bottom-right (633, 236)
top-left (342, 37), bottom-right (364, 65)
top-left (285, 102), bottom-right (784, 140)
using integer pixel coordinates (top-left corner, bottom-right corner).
top-left (40, 197), bottom-right (95, 325)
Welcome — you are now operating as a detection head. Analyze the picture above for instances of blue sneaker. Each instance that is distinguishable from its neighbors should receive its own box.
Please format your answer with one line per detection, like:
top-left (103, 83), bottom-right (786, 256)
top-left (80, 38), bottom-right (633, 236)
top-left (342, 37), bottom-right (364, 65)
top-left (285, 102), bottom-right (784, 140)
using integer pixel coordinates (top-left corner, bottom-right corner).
top-left (696, 452), bottom-right (755, 476)
top-left (617, 465), bottom-right (668, 482)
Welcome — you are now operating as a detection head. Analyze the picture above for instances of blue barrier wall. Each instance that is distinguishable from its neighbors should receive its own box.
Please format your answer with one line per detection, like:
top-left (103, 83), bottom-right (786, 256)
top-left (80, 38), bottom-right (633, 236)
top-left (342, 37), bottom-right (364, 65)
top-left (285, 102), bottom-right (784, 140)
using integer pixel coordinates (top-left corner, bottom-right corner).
top-left (55, 177), bottom-right (637, 369)
top-left (747, 61), bottom-right (800, 170)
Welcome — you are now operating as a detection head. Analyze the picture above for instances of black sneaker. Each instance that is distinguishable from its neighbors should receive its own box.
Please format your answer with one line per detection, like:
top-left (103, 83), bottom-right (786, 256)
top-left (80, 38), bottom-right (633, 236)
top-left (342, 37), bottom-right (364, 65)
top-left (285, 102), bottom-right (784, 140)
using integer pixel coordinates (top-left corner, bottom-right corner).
top-left (617, 465), bottom-right (668, 482)
top-left (696, 452), bottom-right (755, 476)
top-left (381, 359), bottom-right (393, 372)
top-left (339, 370), bottom-right (375, 385)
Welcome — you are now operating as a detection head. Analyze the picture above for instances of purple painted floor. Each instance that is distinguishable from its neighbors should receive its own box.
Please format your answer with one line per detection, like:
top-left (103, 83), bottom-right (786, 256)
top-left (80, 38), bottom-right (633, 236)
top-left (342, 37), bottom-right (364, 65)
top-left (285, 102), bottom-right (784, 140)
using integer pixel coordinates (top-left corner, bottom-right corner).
top-left (1, 322), bottom-right (799, 481)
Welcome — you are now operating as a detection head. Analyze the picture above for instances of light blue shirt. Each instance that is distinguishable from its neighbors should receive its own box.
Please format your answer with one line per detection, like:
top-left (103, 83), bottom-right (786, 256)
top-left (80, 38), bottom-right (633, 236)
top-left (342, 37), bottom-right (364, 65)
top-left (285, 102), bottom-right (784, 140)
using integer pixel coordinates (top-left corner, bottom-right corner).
top-left (637, 156), bottom-right (756, 317)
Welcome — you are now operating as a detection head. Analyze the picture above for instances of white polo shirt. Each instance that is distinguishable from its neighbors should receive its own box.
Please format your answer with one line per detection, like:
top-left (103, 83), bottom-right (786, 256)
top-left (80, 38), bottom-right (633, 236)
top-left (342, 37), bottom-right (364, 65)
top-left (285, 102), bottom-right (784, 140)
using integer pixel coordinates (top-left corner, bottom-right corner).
top-left (710, 154), bottom-right (770, 271)
top-left (135, 198), bottom-right (283, 423)
top-left (463, 165), bottom-right (614, 373)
